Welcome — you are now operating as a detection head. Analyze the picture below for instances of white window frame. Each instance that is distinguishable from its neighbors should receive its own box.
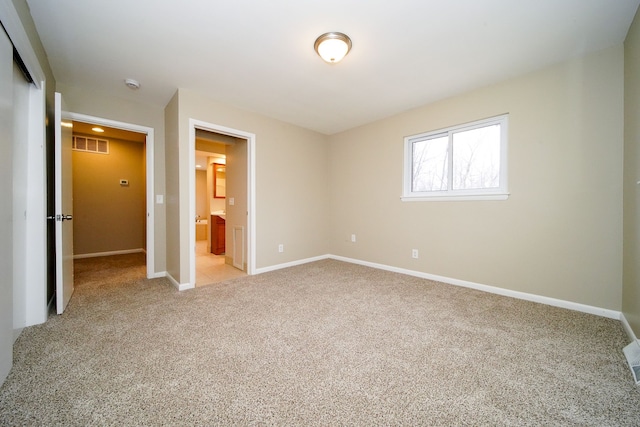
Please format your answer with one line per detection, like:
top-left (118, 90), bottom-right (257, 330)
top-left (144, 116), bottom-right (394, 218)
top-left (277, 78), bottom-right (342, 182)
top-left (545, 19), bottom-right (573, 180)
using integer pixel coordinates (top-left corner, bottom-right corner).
top-left (402, 114), bottom-right (509, 202)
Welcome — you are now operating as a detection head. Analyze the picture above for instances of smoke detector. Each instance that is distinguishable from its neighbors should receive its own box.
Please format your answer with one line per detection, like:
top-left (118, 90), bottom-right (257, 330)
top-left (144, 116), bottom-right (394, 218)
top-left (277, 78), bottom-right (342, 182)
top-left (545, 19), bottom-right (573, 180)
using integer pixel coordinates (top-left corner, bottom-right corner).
top-left (124, 78), bottom-right (140, 90)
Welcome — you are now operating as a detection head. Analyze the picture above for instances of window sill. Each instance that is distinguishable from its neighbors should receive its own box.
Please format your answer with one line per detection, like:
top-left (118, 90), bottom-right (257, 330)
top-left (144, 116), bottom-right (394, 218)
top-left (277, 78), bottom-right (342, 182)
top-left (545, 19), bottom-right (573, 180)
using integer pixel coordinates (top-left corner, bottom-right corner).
top-left (401, 193), bottom-right (510, 202)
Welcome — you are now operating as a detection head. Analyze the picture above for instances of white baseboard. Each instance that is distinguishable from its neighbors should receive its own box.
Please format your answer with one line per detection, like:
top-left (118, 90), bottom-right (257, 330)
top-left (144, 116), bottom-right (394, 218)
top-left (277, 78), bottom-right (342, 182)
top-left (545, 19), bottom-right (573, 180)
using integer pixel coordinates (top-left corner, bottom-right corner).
top-left (13, 327), bottom-right (23, 343)
top-left (329, 255), bottom-right (621, 320)
top-left (621, 312), bottom-right (639, 343)
top-left (73, 248), bottom-right (145, 259)
top-left (330, 255), bottom-right (622, 320)
top-left (255, 254), bottom-right (621, 321)
top-left (217, 253), bottom-right (624, 322)
top-left (147, 271), bottom-right (167, 279)
top-left (166, 272), bottom-right (194, 291)
top-left (254, 254), bottom-right (330, 275)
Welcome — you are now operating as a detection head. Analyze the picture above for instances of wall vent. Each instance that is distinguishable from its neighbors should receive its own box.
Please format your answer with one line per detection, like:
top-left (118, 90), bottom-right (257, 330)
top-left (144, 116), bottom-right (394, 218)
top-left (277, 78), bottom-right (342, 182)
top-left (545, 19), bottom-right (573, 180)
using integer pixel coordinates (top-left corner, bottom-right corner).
top-left (623, 341), bottom-right (640, 385)
top-left (73, 136), bottom-right (109, 154)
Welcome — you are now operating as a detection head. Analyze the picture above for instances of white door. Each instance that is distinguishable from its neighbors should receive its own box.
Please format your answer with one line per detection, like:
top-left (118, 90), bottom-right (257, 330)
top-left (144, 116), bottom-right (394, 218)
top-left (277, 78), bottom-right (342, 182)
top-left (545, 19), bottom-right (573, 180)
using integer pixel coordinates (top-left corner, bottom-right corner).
top-left (54, 92), bottom-right (74, 314)
top-left (0, 19), bottom-right (14, 385)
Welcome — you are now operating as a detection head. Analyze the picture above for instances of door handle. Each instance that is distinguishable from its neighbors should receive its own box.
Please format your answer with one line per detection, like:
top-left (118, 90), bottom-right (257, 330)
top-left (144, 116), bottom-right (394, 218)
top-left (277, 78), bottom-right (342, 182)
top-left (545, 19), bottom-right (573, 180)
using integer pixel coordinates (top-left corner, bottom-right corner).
top-left (48, 214), bottom-right (73, 221)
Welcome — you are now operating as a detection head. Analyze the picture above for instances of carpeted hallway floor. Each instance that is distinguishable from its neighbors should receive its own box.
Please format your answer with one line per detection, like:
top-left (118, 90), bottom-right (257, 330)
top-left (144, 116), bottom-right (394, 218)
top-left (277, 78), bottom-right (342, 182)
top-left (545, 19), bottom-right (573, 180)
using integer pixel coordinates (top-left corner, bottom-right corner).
top-left (0, 253), bottom-right (639, 426)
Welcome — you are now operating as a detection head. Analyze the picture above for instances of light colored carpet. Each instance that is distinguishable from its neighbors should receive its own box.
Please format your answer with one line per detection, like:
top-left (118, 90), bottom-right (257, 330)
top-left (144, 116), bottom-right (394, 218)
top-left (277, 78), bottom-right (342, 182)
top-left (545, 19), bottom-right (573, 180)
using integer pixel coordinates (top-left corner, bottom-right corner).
top-left (1, 253), bottom-right (639, 426)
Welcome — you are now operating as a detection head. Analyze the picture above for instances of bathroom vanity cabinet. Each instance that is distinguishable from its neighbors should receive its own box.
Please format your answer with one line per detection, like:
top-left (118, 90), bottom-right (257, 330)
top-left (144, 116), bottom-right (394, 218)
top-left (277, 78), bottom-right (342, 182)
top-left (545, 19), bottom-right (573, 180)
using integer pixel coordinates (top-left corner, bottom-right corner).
top-left (211, 215), bottom-right (226, 255)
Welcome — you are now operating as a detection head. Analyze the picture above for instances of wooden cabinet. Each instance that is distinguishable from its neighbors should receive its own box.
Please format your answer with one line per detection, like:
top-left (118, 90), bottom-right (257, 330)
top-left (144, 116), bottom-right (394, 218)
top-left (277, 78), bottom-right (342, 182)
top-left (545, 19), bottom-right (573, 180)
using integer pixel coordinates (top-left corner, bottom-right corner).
top-left (211, 215), bottom-right (226, 255)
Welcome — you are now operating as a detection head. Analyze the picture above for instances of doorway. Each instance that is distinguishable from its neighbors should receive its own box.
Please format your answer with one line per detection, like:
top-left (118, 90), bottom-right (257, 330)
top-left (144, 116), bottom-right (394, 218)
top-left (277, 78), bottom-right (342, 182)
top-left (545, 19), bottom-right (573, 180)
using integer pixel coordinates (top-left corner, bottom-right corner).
top-left (193, 130), bottom-right (246, 286)
top-left (71, 121), bottom-right (147, 262)
top-left (67, 113), bottom-right (155, 278)
top-left (189, 119), bottom-right (256, 288)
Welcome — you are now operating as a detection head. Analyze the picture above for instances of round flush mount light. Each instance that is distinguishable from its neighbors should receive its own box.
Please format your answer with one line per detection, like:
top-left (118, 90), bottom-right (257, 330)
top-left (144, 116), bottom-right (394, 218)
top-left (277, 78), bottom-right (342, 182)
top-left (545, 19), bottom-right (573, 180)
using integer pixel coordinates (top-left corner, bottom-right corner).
top-left (314, 32), bottom-right (352, 63)
top-left (124, 78), bottom-right (140, 90)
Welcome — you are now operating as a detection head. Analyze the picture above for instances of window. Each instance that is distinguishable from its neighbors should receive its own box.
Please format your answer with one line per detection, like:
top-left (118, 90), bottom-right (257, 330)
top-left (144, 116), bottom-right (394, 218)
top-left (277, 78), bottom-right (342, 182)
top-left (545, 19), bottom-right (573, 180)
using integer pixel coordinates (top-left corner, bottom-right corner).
top-left (403, 114), bottom-right (508, 201)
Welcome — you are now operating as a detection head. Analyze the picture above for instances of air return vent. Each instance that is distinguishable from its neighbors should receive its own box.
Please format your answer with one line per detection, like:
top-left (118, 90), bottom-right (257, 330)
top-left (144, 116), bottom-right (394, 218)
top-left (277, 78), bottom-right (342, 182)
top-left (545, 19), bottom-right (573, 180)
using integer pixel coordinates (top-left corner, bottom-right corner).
top-left (73, 136), bottom-right (109, 154)
top-left (623, 341), bottom-right (640, 385)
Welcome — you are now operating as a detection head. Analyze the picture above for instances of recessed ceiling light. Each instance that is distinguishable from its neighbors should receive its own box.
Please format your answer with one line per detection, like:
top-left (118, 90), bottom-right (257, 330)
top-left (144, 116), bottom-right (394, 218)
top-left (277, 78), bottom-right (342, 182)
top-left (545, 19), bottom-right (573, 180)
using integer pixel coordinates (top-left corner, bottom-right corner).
top-left (92, 127), bottom-right (105, 133)
top-left (61, 121), bottom-right (73, 128)
top-left (196, 164), bottom-right (202, 168)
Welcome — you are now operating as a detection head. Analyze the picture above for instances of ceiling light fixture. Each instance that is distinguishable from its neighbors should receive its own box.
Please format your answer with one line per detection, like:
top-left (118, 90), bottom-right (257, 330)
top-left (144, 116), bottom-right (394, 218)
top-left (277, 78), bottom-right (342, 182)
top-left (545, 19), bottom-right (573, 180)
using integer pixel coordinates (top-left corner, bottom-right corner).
top-left (124, 78), bottom-right (140, 90)
top-left (314, 32), bottom-right (352, 64)
top-left (92, 127), bottom-right (105, 133)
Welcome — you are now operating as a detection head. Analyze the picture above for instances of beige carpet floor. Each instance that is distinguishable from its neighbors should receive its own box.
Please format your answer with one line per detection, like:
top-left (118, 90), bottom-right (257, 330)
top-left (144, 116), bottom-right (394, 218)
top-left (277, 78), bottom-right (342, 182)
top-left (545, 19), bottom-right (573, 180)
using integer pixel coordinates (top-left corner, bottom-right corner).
top-left (1, 253), bottom-right (639, 426)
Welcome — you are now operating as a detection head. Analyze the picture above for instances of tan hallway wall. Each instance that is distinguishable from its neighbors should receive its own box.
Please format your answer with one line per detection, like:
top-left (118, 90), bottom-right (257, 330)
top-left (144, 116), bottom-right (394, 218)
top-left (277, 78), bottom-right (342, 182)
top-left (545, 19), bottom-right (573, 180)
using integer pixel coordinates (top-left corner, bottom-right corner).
top-left (73, 134), bottom-right (145, 255)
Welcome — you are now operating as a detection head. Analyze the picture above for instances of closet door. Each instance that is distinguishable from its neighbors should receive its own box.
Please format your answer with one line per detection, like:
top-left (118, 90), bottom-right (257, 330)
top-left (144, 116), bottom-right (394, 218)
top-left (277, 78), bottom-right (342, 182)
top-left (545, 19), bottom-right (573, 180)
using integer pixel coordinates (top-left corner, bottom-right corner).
top-left (0, 27), bottom-right (14, 385)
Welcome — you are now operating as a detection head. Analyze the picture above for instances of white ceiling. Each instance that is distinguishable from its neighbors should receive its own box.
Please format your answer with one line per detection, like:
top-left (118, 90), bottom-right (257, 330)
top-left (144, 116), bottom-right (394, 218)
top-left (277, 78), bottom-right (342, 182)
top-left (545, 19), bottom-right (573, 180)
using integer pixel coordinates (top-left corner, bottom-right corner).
top-left (26, 0), bottom-right (640, 135)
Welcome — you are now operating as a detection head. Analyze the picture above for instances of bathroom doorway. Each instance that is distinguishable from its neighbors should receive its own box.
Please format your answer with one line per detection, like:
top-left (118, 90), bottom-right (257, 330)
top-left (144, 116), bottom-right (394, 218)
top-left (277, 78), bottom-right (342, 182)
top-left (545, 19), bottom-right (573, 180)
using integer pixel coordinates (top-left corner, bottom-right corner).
top-left (193, 127), bottom-right (248, 286)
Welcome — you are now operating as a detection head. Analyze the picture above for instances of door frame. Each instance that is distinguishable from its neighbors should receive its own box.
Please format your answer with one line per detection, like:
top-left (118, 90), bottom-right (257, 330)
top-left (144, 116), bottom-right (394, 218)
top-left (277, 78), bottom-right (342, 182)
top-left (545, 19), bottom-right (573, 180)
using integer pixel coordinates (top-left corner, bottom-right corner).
top-left (68, 112), bottom-right (156, 278)
top-left (188, 118), bottom-right (256, 287)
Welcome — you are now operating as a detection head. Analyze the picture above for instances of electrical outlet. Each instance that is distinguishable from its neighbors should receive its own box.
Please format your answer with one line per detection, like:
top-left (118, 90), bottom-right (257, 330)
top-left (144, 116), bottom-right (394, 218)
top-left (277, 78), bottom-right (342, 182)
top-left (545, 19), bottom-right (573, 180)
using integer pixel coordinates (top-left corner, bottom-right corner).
top-left (351, 234), bottom-right (356, 243)
top-left (412, 249), bottom-right (419, 259)
top-left (278, 244), bottom-right (284, 253)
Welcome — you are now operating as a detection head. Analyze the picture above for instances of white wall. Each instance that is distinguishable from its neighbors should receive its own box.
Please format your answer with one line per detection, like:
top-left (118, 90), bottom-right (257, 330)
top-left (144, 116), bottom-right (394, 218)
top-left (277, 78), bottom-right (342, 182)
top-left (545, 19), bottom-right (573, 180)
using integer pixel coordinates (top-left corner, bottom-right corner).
top-left (624, 8), bottom-right (640, 338)
top-left (328, 46), bottom-right (624, 311)
top-left (164, 92), bottom-right (180, 281)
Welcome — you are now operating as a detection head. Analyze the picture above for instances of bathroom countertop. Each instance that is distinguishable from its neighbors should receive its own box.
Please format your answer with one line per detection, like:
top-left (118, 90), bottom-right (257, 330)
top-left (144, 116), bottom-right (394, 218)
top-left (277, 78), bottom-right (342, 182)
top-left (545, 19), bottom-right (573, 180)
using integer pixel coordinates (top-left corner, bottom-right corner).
top-left (211, 212), bottom-right (226, 220)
